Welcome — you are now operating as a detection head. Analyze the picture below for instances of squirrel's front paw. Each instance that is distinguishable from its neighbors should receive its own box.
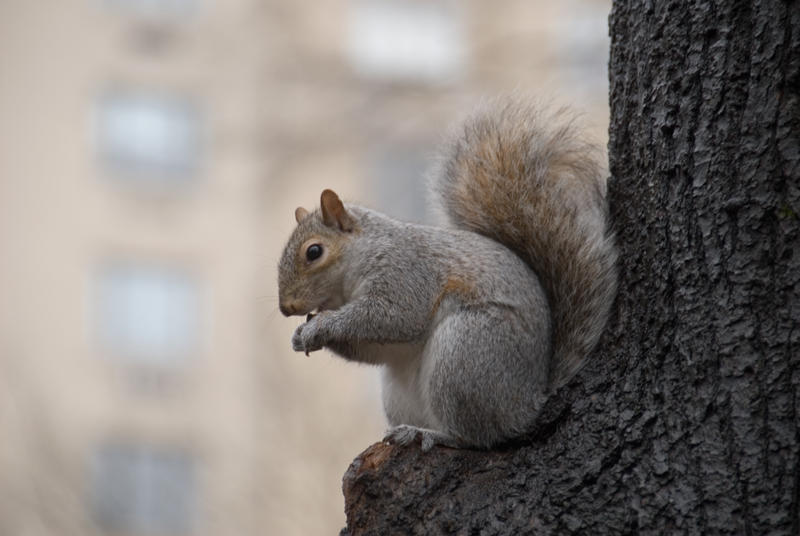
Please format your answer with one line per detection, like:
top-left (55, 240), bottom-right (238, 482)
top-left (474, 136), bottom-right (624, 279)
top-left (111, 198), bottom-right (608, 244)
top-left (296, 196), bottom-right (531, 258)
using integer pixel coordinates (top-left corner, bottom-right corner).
top-left (291, 320), bottom-right (324, 355)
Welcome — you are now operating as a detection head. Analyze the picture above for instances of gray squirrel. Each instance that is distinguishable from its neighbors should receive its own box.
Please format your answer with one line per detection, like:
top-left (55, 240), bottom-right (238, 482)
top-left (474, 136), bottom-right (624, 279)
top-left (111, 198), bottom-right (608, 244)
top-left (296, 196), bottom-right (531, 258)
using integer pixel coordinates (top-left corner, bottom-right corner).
top-left (277, 100), bottom-right (618, 450)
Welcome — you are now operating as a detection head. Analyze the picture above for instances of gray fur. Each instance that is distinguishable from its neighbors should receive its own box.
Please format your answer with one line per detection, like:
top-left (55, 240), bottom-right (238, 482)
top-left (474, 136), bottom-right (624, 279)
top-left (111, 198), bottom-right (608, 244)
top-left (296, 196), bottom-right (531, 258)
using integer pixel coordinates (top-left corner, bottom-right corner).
top-left (282, 207), bottom-right (551, 448)
top-left (430, 99), bottom-right (618, 388)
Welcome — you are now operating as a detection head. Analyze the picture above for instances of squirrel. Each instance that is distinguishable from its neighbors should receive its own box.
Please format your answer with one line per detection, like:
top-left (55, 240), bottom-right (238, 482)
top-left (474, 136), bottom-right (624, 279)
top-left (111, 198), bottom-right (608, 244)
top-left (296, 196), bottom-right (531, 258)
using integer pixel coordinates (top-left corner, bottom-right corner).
top-left (277, 100), bottom-right (617, 450)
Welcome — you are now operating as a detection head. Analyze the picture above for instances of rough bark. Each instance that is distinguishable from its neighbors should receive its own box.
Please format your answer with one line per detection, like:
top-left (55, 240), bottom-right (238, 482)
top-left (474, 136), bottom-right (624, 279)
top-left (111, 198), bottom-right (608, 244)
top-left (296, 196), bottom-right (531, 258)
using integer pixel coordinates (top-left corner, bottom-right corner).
top-left (341, 0), bottom-right (800, 534)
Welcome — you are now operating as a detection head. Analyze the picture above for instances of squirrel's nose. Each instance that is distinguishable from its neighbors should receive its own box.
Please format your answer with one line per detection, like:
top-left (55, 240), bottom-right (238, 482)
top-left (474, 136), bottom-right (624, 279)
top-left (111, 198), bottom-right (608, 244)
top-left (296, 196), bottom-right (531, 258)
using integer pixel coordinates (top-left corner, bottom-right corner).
top-left (279, 301), bottom-right (300, 316)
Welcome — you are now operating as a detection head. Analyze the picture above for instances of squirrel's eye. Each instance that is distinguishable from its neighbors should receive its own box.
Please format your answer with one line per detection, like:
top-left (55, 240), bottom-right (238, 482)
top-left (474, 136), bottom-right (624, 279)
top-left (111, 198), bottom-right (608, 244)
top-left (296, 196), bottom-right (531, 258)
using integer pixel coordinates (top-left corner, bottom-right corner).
top-left (305, 244), bottom-right (323, 261)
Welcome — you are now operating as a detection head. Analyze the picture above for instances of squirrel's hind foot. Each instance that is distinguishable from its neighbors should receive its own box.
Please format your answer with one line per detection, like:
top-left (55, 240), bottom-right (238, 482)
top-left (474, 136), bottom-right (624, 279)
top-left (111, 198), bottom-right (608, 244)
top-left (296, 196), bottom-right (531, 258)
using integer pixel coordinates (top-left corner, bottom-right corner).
top-left (383, 425), bottom-right (465, 451)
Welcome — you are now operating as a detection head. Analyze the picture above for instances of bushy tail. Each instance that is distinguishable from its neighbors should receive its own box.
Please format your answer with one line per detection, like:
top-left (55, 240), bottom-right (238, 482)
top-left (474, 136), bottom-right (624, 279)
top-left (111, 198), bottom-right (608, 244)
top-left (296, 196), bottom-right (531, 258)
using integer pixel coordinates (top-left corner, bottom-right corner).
top-left (431, 99), bottom-right (618, 389)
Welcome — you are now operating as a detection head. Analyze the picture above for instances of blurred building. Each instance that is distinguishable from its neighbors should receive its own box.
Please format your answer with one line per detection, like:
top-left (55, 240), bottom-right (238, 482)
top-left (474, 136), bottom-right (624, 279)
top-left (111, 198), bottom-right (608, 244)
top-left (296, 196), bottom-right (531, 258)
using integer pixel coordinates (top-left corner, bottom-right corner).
top-left (0, 1), bottom-right (609, 535)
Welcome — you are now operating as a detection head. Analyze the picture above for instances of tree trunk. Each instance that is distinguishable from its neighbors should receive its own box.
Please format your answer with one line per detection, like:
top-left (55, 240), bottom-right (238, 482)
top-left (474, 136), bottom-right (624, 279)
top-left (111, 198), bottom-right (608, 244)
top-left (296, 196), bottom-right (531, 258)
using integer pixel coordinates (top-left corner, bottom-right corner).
top-left (341, 0), bottom-right (800, 533)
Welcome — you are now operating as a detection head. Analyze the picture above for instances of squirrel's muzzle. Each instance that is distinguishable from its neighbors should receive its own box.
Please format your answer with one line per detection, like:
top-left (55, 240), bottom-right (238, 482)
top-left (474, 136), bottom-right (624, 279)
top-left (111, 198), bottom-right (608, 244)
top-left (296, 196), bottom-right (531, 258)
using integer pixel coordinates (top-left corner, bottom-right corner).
top-left (279, 300), bottom-right (305, 317)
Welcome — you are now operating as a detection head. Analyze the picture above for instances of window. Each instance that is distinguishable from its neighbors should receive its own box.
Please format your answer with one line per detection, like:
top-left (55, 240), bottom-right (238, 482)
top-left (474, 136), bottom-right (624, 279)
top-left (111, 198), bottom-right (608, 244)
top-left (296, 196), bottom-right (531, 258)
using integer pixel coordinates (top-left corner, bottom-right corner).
top-left (369, 145), bottom-right (431, 224)
top-left (347, 0), bottom-right (465, 84)
top-left (95, 91), bottom-right (202, 185)
top-left (555, 0), bottom-right (610, 94)
top-left (91, 443), bottom-right (197, 534)
top-left (96, 262), bottom-right (200, 367)
top-left (104, 0), bottom-right (199, 18)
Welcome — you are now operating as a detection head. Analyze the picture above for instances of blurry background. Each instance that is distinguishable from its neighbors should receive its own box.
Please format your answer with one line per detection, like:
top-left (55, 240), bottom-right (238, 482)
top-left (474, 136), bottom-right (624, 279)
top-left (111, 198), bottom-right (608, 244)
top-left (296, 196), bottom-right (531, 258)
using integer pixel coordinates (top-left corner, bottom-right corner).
top-left (0, 0), bottom-right (610, 534)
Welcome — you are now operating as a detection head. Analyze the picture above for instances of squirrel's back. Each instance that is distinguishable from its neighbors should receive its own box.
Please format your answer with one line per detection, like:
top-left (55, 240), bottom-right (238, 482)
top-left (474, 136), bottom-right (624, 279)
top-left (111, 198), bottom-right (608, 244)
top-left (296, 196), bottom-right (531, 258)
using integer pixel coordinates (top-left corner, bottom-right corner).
top-left (430, 99), bottom-right (617, 388)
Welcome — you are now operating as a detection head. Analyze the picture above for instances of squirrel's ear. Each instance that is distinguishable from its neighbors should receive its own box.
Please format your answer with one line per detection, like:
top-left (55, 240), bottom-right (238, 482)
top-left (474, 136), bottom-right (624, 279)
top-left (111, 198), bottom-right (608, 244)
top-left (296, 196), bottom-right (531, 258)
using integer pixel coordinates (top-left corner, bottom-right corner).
top-left (320, 189), bottom-right (355, 232)
top-left (294, 207), bottom-right (310, 223)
